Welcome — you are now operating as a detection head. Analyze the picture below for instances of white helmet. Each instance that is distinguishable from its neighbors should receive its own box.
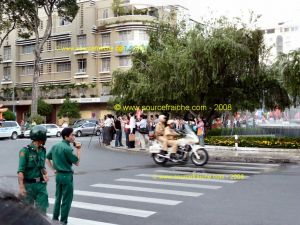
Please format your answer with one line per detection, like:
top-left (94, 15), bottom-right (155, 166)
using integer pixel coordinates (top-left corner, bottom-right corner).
top-left (167, 119), bottom-right (175, 125)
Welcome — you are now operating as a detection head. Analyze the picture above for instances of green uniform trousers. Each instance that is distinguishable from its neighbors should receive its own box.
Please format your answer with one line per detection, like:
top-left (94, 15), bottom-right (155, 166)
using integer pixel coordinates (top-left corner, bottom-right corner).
top-left (24, 182), bottom-right (49, 214)
top-left (53, 173), bottom-right (74, 225)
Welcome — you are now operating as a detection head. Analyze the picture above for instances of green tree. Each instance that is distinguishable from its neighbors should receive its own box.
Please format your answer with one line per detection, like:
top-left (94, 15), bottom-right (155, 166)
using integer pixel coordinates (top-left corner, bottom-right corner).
top-left (277, 50), bottom-right (300, 106)
top-left (58, 98), bottom-right (80, 119)
top-left (38, 98), bottom-right (53, 117)
top-left (3, 110), bottom-right (16, 121)
top-left (16, 0), bottom-right (79, 116)
top-left (111, 18), bottom-right (290, 125)
top-left (0, 0), bottom-right (30, 48)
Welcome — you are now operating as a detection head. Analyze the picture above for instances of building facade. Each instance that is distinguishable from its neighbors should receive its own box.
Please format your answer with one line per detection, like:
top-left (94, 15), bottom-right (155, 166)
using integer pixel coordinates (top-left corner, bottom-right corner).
top-left (0, 0), bottom-right (177, 124)
top-left (260, 21), bottom-right (300, 63)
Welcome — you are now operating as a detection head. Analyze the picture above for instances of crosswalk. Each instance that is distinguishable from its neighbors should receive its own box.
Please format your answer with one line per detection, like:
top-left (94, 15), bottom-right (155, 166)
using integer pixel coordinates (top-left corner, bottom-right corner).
top-left (47, 161), bottom-right (281, 225)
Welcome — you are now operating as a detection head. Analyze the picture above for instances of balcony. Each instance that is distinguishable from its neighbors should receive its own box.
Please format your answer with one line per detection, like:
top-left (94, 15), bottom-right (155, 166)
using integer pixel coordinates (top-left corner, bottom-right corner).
top-left (1, 79), bottom-right (13, 85)
top-left (98, 15), bottom-right (156, 28)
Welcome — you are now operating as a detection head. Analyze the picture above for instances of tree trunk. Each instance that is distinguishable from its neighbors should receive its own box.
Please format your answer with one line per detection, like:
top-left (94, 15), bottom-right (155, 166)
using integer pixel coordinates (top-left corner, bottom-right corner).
top-left (31, 47), bottom-right (41, 115)
top-left (30, 8), bottom-right (52, 115)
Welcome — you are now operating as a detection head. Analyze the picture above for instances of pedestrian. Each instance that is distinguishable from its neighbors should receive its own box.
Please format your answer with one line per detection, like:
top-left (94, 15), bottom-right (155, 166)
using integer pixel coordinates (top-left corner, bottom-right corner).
top-left (137, 114), bottom-right (148, 150)
top-left (0, 191), bottom-right (53, 225)
top-left (46, 127), bottom-right (81, 225)
top-left (17, 125), bottom-right (49, 214)
top-left (128, 112), bottom-right (136, 148)
top-left (114, 116), bottom-right (123, 147)
top-left (196, 117), bottom-right (205, 146)
top-left (103, 115), bottom-right (113, 145)
top-left (124, 115), bottom-right (130, 148)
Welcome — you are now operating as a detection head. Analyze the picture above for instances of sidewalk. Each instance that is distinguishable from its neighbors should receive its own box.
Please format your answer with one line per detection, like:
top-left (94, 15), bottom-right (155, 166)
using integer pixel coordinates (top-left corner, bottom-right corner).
top-left (105, 134), bottom-right (300, 163)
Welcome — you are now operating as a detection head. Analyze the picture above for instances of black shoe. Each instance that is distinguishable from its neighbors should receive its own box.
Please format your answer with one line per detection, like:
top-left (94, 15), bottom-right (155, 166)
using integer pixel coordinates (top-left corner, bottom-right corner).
top-left (160, 150), bottom-right (168, 155)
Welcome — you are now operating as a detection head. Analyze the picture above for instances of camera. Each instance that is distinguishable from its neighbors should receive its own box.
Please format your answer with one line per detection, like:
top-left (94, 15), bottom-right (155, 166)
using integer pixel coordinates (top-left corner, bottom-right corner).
top-left (73, 141), bottom-right (82, 148)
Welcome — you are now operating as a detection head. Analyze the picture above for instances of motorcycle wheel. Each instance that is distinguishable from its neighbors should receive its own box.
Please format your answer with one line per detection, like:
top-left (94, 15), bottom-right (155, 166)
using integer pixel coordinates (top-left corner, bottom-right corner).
top-left (191, 148), bottom-right (209, 166)
top-left (152, 153), bottom-right (168, 165)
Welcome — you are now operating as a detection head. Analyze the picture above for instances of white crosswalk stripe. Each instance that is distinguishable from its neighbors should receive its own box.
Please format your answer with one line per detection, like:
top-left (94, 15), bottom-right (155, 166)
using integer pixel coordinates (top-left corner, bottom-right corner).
top-left (207, 161), bottom-right (281, 167)
top-left (48, 198), bottom-right (156, 218)
top-left (47, 214), bottom-right (118, 225)
top-left (201, 164), bottom-right (274, 170)
top-left (91, 183), bottom-right (203, 197)
top-left (115, 178), bottom-right (222, 189)
top-left (170, 166), bottom-right (262, 174)
top-left (135, 174), bottom-right (237, 183)
top-left (74, 190), bottom-right (182, 205)
top-left (154, 169), bottom-right (250, 179)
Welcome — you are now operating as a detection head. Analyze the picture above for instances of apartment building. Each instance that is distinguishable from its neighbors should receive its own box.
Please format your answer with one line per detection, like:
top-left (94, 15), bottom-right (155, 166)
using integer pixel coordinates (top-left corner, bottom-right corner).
top-left (260, 20), bottom-right (300, 63)
top-left (0, 0), bottom-right (178, 123)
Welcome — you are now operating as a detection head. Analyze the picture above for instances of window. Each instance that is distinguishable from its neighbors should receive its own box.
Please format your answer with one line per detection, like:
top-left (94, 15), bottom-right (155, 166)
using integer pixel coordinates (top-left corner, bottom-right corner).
top-left (3, 67), bottom-right (11, 80)
top-left (59, 17), bottom-right (70, 26)
top-left (21, 65), bottom-right (34, 75)
top-left (47, 41), bottom-right (52, 51)
top-left (119, 56), bottom-right (132, 67)
top-left (57, 62), bottom-right (71, 72)
top-left (78, 59), bottom-right (87, 73)
top-left (103, 9), bottom-right (109, 19)
top-left (40, 20), bottom-right (43, 29)
top-left (119, 31), bottom-right (133, 41)
top-left (56, 39), bottom-right (71, 49)
top-left (276, 35), bottom-right (283, 54)
top-left (266, 29), bottom-right (275, 34)
top-left (101, 58), bottom-right (110, 72)
top-left (101, 33), bottom-right (110, 46)
top-left (47, 63), bottom-right (52, 73)
top-left (77, 35), bottom-right (87, 47)
top-left (40, 64), bottom-right (44, 74)
top-left (284, 27), bottom-right (289, 32)
top-left (22, 44), bottom-right (35, 54)
top-left (139, 30), bottom-right (148, 41)
top-left (3, 46), bottom-right (11, 60)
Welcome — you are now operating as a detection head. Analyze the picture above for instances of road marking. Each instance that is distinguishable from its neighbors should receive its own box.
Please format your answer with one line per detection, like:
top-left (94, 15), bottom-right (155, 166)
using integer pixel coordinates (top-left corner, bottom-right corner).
top-left (135, 174), bottom-right (237, 183)
top-left (154, 170), bottom-right (249, 179)
top-left (74, 190), bottom-right (181, 205)
top-left (91, 183), bottom-right (203, 197)
top-left (201, 164), bottom-right (273, 171)
top-left (207, 161), bottom-right (281, 167)
top-left (115, 178), bottom-right (222, 189)
top-left (47, 214), bottom-right (118, 225)
top-left (48, 198), bottom-right (155, 218)
top-left (171, 166), bottom-right (261, 174)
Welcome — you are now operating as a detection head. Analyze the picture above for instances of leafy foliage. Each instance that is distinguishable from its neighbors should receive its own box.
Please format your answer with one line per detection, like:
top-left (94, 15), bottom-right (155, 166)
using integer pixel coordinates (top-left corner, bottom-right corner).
top-left (3, 110), bottom-right (16, 121)
top-left (111, 18), bottom-right (290, 125)
top-left (37, 98), bottom-right (53, 117)
top-left (58, 98), bottom-right (80, 119)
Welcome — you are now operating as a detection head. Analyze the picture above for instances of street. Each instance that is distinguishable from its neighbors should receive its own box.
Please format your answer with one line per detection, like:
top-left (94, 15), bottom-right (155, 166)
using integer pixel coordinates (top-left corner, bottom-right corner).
top-left (0, 136), bottom-right (299, 225)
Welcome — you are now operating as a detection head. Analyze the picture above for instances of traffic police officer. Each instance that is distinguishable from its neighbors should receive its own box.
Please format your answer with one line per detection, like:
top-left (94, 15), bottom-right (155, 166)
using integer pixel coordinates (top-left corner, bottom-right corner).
top-left (17, 125), bottom-right (49, 214)
top-left (46, 127), bottom-right (81, 225)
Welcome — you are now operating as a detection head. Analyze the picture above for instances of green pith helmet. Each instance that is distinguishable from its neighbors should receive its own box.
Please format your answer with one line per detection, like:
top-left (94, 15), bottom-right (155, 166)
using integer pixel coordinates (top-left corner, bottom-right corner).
top-left (30, 125), bottom-right (47, 142)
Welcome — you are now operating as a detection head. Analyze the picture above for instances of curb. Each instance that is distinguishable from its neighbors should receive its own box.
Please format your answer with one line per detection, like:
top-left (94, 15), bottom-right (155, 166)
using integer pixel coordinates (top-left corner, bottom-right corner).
top-left (103, 144), bottom-right (299, 163)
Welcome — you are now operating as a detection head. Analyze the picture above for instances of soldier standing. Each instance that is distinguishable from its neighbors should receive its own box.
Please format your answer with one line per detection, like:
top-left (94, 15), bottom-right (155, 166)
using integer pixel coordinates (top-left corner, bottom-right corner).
top-left (17, 125), bottom-right (49, 214)
top-left (46, 127), bottom-right (81, 225)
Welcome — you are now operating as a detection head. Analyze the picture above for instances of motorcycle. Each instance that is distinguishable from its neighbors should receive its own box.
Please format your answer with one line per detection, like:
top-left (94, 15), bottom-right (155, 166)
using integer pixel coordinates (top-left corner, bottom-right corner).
top-left (149, 124), bottom-right (209, 166)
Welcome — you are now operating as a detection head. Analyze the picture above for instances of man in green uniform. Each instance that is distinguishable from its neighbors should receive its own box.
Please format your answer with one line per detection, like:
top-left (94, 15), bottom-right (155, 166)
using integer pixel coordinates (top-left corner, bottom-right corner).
top-left (17, 125), bottom-right (49, 214)
top-left (46, 127), bottom-right (81, 225)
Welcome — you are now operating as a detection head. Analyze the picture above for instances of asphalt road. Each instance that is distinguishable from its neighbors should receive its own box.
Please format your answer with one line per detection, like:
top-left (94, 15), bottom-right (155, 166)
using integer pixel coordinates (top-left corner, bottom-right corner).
top-left (0, 136), bottom-right (299, 225)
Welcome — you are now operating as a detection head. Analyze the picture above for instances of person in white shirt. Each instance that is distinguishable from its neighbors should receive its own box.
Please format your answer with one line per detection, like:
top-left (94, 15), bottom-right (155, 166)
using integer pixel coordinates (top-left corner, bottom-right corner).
top-left (128, 112), bottom-right (136, 148)
top-left (137, 114), bottom-right (148, 150)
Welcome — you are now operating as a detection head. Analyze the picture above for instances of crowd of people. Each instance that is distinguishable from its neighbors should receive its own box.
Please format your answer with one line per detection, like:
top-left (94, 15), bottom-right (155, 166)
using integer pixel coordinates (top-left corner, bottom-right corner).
top-left (100, 113), bottom-right (206, 150)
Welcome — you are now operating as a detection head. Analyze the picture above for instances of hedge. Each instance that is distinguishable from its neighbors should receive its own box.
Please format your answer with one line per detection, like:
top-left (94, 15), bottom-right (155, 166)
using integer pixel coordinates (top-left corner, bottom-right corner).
top-left (205, 136), bottom-right (300, 149)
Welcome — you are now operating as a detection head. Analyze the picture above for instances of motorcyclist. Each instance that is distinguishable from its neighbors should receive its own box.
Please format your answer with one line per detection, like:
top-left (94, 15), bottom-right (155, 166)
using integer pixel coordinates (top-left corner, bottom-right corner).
top-left (164, 119), bottom-right (180, 158)
top-left (155, 115), bottom-right (167, 152)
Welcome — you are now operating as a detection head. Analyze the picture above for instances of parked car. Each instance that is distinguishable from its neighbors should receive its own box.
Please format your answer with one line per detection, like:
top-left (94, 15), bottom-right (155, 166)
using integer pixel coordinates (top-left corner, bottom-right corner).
top-left (24, 124), bottom-right (63, 138)
top-left (72, 122), bottom-right (101, 137)
top-left (73, 119), bottom-right (99, 126)
top-left (0, 121), bottom-right (21, 140)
